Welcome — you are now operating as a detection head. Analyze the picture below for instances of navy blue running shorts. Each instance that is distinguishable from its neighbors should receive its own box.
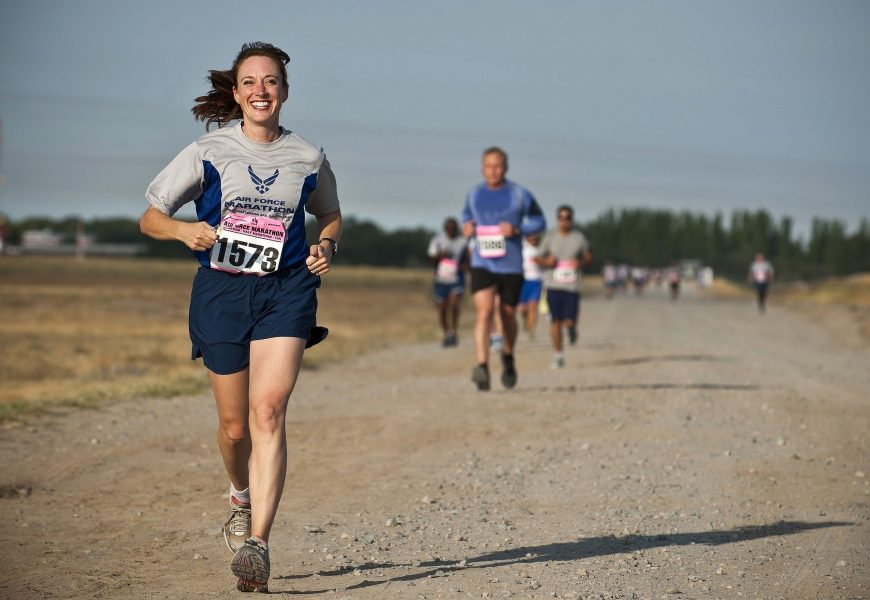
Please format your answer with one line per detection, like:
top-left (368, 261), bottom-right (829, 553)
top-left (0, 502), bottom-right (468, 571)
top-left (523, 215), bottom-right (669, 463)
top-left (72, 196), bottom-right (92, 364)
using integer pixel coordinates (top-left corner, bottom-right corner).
top-left (433, 279), bottom-right (465, 303)
top-left (546, 289), bottom-right (580, 322)
top-left (189, 264), bottom-right (320, 375)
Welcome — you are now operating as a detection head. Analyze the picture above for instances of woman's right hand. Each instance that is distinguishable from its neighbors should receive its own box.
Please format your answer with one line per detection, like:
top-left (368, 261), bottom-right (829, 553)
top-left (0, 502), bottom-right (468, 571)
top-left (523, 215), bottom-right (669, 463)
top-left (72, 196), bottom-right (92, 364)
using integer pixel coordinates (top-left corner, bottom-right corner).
top-left (180, 221), bottom-right (218, 251)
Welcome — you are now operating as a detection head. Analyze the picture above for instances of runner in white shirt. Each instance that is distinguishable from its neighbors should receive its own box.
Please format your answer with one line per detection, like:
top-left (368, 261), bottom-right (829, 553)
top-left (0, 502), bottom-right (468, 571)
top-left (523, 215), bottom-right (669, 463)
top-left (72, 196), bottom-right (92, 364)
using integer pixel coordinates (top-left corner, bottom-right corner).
top-left (747, 253), bottom-right (775, 313)
top-left (603, 261), bottom-right (617, 300)
top-left (427, 217), bottom-right (469, 346)
top-left (518, 234), bottom-right (544, 340)
top-left (140, 42), bottom-right (341, 593)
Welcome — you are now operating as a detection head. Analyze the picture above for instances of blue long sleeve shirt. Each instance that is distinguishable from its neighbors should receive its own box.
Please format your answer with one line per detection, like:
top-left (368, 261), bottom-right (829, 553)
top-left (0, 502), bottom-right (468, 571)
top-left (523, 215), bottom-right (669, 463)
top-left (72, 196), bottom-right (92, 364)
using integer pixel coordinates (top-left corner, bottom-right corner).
top-left (461, 180), bottom-right (546, 274)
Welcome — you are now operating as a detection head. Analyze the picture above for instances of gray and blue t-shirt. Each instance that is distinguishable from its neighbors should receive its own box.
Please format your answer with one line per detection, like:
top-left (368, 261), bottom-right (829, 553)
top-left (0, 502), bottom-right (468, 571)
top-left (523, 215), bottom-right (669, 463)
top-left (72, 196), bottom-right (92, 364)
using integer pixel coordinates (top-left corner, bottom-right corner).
top-left (146, 123), bottom-right (340, 270)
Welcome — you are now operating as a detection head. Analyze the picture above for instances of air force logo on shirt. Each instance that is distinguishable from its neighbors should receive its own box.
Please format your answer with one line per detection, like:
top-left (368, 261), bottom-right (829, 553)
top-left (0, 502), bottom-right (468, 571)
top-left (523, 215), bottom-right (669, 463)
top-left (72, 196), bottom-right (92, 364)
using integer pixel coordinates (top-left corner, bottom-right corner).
top-left (248, 165), bottom-right (279, 194)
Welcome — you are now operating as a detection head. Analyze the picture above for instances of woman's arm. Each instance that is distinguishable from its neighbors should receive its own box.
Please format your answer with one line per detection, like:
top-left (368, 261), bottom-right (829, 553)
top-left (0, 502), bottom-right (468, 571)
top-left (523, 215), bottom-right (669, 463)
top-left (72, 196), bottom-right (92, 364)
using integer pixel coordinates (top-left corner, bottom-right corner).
top-left (139, 206), bottom-right (217, 251)
top-left (306, 209), bottom-right (342, 276)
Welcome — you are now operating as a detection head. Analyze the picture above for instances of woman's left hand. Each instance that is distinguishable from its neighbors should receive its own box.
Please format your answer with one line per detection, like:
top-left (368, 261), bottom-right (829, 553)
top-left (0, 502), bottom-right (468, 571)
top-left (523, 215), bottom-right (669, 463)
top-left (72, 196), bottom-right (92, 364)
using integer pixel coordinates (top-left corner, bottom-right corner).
top-left (306, 244), bottom-right (332, 276)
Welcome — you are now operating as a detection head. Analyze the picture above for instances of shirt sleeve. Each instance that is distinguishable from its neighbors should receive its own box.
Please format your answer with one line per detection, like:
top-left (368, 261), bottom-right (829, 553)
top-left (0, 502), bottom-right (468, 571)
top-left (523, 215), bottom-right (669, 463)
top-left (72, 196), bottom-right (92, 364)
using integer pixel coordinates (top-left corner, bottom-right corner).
top-left (145, 142), bottom-right (204, 216)
top-left (519, 191), bottom-right (546, 236)
top-left (577, 232), bottom-right (590, 255)
top-left (538, 232), bottom-right (552, 257)
top-left (305, 157), bottom-right (340, 217)
top-left (461, 191), bottom-right (474, 225)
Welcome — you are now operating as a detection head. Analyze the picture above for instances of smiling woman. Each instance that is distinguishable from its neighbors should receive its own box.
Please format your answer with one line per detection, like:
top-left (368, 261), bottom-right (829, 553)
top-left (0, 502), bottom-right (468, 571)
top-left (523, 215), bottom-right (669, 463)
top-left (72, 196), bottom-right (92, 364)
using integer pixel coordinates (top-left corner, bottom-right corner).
top-left (191, 42), bottom-right (291, 136)
top-left (138, 41), bottom-right (343, 593)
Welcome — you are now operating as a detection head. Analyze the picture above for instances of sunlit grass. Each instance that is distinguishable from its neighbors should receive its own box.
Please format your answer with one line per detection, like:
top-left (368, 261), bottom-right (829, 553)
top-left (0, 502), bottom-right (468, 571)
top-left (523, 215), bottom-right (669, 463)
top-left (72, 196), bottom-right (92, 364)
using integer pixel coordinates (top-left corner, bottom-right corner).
top-left (0, 257), bottom-right (442, 419)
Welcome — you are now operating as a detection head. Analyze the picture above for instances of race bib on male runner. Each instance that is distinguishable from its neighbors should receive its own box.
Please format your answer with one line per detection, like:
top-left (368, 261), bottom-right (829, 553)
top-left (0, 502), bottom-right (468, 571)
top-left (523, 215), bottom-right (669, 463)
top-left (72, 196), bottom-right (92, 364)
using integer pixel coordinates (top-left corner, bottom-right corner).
top-left (476, 225), bottom-right (506, 258)
top-left (210, 213), bottom-right (284, 275)
top-left (553, 260), bottom-right (579, 285)
top-left (436, 258), bottom-right (460, 284)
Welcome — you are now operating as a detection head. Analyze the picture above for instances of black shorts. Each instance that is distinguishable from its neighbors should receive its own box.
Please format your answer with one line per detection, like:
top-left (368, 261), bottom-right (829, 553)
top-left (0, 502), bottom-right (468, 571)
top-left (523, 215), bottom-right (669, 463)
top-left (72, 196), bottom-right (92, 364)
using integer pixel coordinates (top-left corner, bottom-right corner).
top-left (189, 265), bottom-right (320, 375)
top-left (470, 268), bottom-right (524, 306)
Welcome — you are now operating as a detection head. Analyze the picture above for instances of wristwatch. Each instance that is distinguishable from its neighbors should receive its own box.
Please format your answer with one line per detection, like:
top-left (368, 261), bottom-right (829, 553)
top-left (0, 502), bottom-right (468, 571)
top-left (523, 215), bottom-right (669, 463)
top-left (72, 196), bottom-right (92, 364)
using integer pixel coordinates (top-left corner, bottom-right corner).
top-left (319, 237), bottom-right (338, 257)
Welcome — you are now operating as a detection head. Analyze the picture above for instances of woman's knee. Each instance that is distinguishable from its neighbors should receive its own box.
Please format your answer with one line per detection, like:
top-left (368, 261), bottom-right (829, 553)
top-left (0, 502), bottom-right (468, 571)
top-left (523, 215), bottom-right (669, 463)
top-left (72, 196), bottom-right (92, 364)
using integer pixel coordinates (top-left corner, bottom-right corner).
top-left (250, 398), bottom-right (288, 434)
top-left (218, 420), bottom-right (249, 446)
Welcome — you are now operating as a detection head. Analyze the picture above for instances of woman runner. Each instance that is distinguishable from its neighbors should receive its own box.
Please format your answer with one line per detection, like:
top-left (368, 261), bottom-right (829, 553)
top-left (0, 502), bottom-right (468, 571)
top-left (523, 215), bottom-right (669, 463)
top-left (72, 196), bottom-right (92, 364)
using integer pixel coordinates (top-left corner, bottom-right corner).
top-left (140, 42), bottom-right (341, 592)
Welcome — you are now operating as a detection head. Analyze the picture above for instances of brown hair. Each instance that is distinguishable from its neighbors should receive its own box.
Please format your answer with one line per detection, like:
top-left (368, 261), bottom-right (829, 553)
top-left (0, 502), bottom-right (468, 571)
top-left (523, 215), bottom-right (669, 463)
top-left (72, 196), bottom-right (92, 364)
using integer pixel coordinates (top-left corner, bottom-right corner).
top-left (191, 42), bottom-right (291, 130)
top-left (482, 146), bottom-right (509, 169)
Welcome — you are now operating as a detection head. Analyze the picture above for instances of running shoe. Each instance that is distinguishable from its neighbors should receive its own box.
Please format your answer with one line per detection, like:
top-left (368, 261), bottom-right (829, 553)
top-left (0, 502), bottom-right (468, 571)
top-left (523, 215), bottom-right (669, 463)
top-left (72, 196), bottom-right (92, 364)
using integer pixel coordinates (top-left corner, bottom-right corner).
top-left (489, 333), bottom-right (503, 352)
top-left (223, 499), bottom-right (252, 553)
top-left (551, 354), bottom-right (565, 369)
top-left (500, 353), bottom-right (517, 389)
top-left (471, 364), bottom-right (490, 391)
top-left (231, 538), bottom-right (270, 593)
top-left (567, 326), bottom-right (578, 345)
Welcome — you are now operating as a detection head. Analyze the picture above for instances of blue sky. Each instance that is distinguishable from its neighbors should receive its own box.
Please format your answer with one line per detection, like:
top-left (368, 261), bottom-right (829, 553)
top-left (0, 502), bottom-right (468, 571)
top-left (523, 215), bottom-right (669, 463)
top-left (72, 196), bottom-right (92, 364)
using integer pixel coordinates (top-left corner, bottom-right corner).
top-left (1, 1), bottom-right (868, 236)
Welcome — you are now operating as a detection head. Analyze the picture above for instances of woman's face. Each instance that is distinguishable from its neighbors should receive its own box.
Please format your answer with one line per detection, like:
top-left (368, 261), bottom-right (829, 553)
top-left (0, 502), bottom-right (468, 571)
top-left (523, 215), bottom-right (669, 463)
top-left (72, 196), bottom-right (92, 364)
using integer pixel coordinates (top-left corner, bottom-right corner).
top-left (232, 55), bottom-right (288, 130)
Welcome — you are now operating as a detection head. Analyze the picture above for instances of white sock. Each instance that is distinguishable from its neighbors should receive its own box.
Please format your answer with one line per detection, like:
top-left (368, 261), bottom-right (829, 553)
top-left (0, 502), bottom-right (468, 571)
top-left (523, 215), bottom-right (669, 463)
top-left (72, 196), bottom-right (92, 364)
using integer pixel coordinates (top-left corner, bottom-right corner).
top-left (230, 483), bottom-right (250, 504)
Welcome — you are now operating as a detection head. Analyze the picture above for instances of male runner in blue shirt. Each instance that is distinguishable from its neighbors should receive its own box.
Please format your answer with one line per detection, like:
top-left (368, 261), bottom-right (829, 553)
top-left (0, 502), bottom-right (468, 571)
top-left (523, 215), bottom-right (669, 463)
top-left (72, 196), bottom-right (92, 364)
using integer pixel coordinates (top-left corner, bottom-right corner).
top-left (461, 147), bottom-right (546, 390)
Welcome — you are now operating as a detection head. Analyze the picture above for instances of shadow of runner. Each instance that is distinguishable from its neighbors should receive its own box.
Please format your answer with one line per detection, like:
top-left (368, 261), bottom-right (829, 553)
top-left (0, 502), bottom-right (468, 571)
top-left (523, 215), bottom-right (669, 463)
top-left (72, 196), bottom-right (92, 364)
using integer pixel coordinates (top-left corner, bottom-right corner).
top-left (515, 383), bottom-right (763, 394)
top-left (272, 520), bottom-right (851, 594)
top-left (577, 354), bottom-right (733, 368)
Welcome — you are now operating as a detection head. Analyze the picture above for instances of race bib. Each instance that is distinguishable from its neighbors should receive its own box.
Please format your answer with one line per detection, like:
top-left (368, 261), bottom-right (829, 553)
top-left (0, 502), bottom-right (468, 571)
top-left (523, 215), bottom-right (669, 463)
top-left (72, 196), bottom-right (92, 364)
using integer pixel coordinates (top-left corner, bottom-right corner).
top-left (553, 260), bottom-right (579, 284)
top-left (436, 258), bottom-right (460, 284)
top-left (210, 213), bottom-right (284, 275)
top-left (476, 225), bottom-right (506, 258)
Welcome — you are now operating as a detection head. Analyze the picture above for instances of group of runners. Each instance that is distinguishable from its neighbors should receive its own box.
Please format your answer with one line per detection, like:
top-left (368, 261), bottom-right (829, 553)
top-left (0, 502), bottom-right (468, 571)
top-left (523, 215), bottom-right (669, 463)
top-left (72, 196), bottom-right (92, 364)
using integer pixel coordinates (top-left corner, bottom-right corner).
top-left (602, 262), bottom-right (686, 300)
top-left (602, 257), bottom-right (772, 309)
top-left (428, 147), bottom-right (593, 380)
top-left (139, 41), bottom-right (778, 593)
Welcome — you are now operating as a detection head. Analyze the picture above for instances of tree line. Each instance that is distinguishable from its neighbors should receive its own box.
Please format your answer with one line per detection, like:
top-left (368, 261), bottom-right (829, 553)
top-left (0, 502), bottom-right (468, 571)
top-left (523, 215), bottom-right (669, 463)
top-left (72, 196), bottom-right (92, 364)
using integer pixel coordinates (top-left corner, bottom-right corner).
top-left (3, 209), bottom-right (868, 280)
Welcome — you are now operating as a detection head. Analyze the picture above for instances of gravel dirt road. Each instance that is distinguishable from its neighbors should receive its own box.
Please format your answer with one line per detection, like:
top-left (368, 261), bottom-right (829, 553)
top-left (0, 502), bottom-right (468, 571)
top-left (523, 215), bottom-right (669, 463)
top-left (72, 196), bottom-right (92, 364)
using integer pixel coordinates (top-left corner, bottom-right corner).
top-left (2, 287), bottom-right (867, 599)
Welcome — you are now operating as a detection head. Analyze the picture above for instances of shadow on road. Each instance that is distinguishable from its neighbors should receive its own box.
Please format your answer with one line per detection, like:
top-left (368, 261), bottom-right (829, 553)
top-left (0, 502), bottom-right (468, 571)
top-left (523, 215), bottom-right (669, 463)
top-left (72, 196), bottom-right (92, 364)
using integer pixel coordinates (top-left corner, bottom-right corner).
top-left (515, 382), bottom-right (763, 395)
top-left (578, 354), bottom-right (732, 368)
top-left (273, 520), bottom-right (850, 594)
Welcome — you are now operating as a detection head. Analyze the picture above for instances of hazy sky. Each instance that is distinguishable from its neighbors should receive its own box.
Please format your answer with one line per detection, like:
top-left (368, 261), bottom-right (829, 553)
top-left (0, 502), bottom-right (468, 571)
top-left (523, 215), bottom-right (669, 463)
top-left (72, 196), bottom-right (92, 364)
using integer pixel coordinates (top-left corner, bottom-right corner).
top-left (1, 1), bottom-right (868, 236)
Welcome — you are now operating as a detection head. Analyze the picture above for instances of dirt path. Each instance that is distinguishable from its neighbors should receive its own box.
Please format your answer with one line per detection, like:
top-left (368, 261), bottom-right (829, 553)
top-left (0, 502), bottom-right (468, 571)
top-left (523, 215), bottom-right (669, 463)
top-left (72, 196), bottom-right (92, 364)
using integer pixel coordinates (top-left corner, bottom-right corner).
top-left (2, 287), bottom-right (868, 600)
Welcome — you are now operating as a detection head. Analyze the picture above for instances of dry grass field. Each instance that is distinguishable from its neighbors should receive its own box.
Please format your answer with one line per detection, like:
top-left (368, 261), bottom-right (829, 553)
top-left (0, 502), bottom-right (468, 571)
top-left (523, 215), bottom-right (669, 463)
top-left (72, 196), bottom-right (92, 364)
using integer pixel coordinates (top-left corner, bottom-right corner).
top-left (3, 256), bottom-right (867, 420)
top-left (0, 257), bottom-right (443, 419)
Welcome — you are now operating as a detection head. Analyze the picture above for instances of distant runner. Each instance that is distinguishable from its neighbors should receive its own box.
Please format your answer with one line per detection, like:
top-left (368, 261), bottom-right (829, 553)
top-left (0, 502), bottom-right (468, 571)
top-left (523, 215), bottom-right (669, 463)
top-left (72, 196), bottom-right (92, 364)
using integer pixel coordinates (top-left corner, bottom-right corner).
top-left (427, 217), bottom-right (469, 346)
top-left (518, 234), bottom-right (544, 340)
top-left (140, 42), bottom-right (341, 593)
top-left (666, 262), bottom-right (681, 301)
top-left (603, 261), bottom-right (618, 300)
top-left (747, 253), bottom-right (775, 313)
top-left (462, 146), bottom-right (546, 390)
top-left (536, 205), bottom-right (591, 368)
